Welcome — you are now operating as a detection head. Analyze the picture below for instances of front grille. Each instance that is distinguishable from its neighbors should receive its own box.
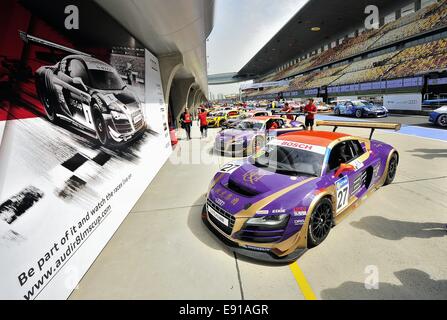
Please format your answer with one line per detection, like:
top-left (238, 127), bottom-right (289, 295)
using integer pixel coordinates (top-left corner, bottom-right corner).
top-left (114, 119), bottom-right (133, 134)
top-left (207, 199), bottom-right (235, 235)
top-left (236, 227), bottom-right (285, 243)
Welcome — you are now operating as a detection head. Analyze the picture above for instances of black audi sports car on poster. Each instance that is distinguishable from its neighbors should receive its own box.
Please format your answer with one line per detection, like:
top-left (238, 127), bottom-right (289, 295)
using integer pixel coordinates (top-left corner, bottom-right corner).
top-left (35, 55), bottom-right (146, 146)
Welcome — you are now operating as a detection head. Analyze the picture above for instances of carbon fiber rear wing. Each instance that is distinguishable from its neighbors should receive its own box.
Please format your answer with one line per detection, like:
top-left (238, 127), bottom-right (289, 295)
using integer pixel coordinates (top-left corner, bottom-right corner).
top-left (19, 31), bottom-right (91, 57)
top-left (316, 120), bottom-right (401, 140)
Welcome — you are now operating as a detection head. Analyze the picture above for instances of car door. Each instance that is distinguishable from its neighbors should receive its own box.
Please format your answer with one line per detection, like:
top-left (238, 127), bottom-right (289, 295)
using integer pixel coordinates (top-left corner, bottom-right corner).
top-left (325, 140), bottom-right (359, 216)
top-left (345, 101), bottom-right (354, 115)
top-left (337, 103), bottom-right (345, 114)
top-left (65, 59), bottom-right (94, 129)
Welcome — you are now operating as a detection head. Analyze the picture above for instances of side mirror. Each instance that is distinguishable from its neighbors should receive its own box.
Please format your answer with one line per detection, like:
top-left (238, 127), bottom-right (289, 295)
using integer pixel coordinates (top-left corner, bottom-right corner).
top-left (73, 77), bottom-right (87, 91)
top-left (334, 163), bottom-right (355, 178)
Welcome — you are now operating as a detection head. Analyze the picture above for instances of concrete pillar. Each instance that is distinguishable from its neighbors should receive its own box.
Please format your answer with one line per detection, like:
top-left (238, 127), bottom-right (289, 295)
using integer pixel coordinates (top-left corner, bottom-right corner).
top-left (193, 89), bottom-right (202, 110)
top-left (187, 85), bottom-right (197, 110)
top-left (158, 53), bottom-right (183, 103)
top-left (415, 0), bottom-right (421, 11)
top-left (171, 77), bottom-right (195, 121)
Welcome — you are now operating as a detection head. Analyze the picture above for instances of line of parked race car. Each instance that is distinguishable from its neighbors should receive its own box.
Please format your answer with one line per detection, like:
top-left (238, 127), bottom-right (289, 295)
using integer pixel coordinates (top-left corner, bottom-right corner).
top-left (205, 99), bottom-right (392, 132)
top-left (211, 99), bottom-right (447, 129)
top-left (201, 106), bottom-right (402, 262)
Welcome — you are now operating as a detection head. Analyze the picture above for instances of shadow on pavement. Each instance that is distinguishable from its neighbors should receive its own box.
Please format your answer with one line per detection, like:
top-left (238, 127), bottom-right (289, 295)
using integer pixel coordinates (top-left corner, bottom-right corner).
top-left (351, 216), bottom-right (446, 240)
top-left (408, 148), bottom-right (447, 159)
top-left (321, 269), bottom-right (447, 300)
top-left (187, 194), bottom-right (234, 257)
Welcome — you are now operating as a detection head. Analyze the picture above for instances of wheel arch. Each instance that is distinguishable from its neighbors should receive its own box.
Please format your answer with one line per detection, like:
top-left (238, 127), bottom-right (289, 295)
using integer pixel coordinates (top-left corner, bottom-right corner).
top-left (436, 113), bottom-right (447, 126)
top-left (90, 93), bottom-right (108, 113)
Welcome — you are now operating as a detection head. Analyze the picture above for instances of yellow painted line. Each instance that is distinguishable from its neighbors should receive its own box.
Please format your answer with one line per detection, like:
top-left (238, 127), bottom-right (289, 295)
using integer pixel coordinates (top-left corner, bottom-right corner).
top-left (289, 262), bottom-right (317, 300)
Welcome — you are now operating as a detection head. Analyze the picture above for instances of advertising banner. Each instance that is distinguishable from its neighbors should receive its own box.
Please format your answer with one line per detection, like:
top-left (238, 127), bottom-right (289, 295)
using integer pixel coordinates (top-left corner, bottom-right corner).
top-left (383, 93), bottom-right (422, 111)
top-left (240, 80), bottom-right (291, 90)
top-left (0, 0), bottom-right (171, 299)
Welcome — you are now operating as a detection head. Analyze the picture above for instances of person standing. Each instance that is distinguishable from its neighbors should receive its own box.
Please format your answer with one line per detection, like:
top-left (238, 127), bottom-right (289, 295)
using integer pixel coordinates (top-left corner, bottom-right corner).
top-left (304, 98), bottom-right (317, 131)
top-left (180, 107), bottom-right (192, 140)
top-left (281, 102), bottom-right (294, 121)
top-left (198, 108), bottom-right (208, 138)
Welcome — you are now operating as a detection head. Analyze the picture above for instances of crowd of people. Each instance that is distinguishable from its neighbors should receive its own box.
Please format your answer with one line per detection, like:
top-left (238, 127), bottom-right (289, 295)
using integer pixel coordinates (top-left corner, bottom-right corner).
top-left (177, 98), bottom-right (319, 140)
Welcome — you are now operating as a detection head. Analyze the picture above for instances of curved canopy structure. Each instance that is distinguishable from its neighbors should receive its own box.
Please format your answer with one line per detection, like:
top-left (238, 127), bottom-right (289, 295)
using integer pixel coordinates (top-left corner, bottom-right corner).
top-left (95, 0), bottom-right (214, 97)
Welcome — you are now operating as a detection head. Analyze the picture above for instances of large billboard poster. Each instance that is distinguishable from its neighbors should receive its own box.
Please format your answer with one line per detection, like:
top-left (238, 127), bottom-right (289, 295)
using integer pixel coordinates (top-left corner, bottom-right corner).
top-left (383, 93), bottom-right (422, 111)
top-left (0, 0), bottom-right (172, 299)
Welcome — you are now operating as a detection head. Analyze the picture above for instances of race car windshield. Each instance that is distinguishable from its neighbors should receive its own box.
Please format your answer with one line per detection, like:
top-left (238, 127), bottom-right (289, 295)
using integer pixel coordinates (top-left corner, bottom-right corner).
top-left (89, 70), bottom-right (125, 90)
top-left (252, 145), bottom-right (324, 177)
top-left (236, 121), bottom-right (264, 131)
top-left (352, 101), bottom-right (372, 107)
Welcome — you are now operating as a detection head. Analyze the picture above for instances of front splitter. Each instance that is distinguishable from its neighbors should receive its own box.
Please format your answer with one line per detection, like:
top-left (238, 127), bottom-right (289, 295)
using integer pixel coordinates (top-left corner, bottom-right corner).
top-left (201, 205), bottom-right (307, 264)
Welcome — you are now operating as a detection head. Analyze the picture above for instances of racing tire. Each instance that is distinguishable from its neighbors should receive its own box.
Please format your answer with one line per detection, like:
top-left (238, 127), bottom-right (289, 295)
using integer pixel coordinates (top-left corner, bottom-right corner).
top-left (251, 136), bottom-right (265, 155)
top-left (355, 109), bottom-right (363, 118)
top-left (436, 114), bottom-right (447, 127)
top-left (219, 120), bottom-right (225, 127)
top-left (334, 108), bottom-right (340, 116)
top-left (92, 106), bottom-right (110, 146)
top-left (384, 153), bottom-right (398, 186)
top-left (36, 69), bottom-right (59, 123)
top-left (307, 197), bottom-right (333, 248)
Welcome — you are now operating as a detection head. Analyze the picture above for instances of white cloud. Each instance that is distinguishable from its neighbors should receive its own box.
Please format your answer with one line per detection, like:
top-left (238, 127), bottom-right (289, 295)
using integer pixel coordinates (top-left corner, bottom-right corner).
top-left (207, 0), bottom-right (309, 96)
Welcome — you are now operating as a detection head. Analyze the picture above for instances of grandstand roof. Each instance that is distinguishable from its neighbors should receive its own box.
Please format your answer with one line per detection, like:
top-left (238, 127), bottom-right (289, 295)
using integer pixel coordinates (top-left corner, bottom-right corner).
top-left (237, 0), bottom-right (410, 78)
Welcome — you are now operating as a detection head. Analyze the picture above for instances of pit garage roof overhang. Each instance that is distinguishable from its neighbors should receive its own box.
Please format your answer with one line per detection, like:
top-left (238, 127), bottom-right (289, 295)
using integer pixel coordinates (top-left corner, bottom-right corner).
top-left (237, 0), bottom-right (412, 78)
top-left (19, 0), bottom-right (214, 98)
top-left (95, 0), bottom-right (214, 98)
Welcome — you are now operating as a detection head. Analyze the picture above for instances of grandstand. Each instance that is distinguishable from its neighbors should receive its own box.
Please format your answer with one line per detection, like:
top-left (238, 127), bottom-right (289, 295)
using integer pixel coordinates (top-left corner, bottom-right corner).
top-left (240, 0), bottom-right (447, 107)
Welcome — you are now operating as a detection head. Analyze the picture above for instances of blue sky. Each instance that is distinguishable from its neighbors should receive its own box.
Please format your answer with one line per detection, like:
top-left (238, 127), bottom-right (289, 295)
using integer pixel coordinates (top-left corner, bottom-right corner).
top-left (207, 0), bottom-right (309, 96)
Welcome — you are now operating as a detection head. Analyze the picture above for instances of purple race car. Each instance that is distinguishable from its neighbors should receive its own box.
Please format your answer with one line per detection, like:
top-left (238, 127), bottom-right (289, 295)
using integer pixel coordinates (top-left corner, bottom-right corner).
top-left (214, 116), bottom-right (305, 156)
top-left (203, 120), bottom-right (401, 262)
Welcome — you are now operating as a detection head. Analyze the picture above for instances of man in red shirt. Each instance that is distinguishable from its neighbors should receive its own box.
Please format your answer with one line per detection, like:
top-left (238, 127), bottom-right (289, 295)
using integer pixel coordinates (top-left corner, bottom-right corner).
top-left (304, 98), bottom-right (317, 131)
top-left (198, 108), bottom-right (208, 138)
top-left (180, 107), bottom-right (193, 140)
top-left (281, 102), bottom-right (294, 121)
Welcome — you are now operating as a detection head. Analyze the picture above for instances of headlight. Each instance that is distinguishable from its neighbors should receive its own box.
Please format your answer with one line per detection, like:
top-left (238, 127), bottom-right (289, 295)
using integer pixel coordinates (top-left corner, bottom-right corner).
top-left (111, 110), bottom-right (128, 121)
top-left (246, 214), bottom-right (289, 227)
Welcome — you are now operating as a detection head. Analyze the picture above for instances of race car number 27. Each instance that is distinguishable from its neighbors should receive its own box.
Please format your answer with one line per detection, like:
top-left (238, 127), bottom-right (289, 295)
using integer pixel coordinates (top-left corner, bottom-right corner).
top-left (220, 163), bottom-right (241, 174)
top-left (335, 176), bottom-right (349, 213)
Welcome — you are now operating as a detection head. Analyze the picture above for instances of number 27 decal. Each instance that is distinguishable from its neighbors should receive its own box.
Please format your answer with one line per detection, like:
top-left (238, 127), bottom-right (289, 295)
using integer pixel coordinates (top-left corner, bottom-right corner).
top-left (220, 163), bottom-right (241, 174)
top-left (335, 176), bottom-right (349, 213)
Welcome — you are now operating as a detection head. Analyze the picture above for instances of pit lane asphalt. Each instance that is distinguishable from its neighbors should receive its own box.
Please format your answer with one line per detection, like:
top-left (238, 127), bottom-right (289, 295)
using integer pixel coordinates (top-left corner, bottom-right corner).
top-left (70, 117), bottom-right (447, 300)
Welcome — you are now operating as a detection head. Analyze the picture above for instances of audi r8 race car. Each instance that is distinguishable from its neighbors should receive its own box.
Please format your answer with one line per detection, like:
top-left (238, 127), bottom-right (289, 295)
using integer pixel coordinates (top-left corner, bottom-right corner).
top-left (428, 105), bottom-right (447, 127)
top-left (35, 55), bottom-right (146, 146)
top-left (222, 110), bottom-right (270, 129)
top-left (203, 121), bottom-right (401, 262)
top-left (214, 116), bottom-right (305, 156)
top-left (207, 110), bottom-right (241, 128)
top-left (334, 100), bottom-right (388, 118)
top-left (316, 102), bottom-right (331, 112)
